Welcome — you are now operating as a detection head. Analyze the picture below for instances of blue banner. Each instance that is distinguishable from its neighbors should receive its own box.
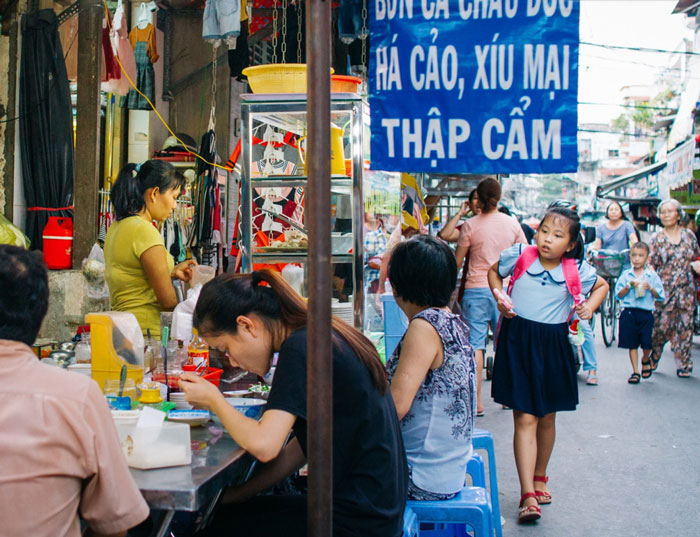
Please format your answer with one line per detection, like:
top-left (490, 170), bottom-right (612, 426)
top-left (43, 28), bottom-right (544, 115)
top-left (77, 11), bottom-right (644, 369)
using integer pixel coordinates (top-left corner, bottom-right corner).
top-left (369, 0), bottom-right (580, 174)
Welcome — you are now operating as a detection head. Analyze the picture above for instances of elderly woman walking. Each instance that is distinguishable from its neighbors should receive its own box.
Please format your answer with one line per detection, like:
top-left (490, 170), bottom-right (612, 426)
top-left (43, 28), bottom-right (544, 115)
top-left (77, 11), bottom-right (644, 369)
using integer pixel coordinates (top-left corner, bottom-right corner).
top-left (648, 199), bottom-right (700, 378)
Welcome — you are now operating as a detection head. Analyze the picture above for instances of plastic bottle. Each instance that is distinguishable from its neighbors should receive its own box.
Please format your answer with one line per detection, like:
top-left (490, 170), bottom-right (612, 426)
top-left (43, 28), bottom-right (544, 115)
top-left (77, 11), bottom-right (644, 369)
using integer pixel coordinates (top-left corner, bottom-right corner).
top-left (74, 333), bottom-right (91, 363)
top-left (176, 340), bottom-right (188, 369)
top-left (188, 329), bottom-right (210, 369)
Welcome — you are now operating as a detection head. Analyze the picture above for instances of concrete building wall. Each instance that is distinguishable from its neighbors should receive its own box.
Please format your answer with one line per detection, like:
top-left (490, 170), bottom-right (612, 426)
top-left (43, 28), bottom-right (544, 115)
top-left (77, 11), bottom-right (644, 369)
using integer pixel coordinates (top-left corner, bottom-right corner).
top-left (168, 12), bottom-right (231, 160)
top-left (38, 270), bottom-right (110, 342)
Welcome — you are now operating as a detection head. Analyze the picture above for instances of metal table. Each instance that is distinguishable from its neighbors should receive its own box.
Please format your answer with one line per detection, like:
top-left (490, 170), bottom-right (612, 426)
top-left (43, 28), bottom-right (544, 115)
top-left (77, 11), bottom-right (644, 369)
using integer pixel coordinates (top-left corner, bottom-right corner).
top-left (130, 424), bottom-right (254, 537)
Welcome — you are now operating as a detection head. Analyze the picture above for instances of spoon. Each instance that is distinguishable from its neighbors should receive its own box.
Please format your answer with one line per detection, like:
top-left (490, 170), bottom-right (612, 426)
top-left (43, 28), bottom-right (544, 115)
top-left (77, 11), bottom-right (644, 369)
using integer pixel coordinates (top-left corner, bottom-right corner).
top-left (118, 364), bottom-right (128, 397)
top-left (220, 371), bottom-right (249, 384)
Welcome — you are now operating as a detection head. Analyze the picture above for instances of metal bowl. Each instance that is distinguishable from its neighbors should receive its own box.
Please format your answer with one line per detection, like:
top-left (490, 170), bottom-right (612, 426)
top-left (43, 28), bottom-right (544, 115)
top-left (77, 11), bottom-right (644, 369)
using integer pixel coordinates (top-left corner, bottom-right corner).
top-left (48, 350), bottom-right (74, 366)
top-left (59, 341), bottom-right (76, 352)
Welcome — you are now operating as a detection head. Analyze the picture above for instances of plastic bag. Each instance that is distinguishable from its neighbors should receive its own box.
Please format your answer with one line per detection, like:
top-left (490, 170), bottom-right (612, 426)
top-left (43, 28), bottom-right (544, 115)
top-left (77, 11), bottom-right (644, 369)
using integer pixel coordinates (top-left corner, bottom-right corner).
top-left (82, 243), bottom-right (109, 299)
top-left (0, 213), bottom-right (30, 248)
top-left (171, 284), bottom-right (202, 342)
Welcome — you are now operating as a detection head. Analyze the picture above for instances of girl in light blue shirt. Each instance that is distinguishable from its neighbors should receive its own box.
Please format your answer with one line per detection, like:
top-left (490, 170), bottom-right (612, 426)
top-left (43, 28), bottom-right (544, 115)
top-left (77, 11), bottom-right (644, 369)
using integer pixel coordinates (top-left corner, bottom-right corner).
top-left (487, 207), bottom-right (608, 523)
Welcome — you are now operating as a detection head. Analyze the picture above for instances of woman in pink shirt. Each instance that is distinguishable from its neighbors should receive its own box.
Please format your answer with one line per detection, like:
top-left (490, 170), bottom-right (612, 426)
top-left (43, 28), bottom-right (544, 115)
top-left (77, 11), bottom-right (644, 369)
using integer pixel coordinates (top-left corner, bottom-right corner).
top-left (455, 178), bottom-right (526, 416)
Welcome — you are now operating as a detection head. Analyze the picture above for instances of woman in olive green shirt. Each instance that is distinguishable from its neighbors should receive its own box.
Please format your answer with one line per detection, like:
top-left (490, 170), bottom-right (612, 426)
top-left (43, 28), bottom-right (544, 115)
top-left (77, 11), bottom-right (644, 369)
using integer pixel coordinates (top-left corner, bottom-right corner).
top-left (104, 160), bottom-right (196, 336)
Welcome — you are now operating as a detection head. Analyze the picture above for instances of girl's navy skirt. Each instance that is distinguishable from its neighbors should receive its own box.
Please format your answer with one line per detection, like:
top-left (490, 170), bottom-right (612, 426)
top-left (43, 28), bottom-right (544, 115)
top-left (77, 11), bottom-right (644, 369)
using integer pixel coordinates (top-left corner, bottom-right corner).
top-left (492, 316), bottom-right (578, 417)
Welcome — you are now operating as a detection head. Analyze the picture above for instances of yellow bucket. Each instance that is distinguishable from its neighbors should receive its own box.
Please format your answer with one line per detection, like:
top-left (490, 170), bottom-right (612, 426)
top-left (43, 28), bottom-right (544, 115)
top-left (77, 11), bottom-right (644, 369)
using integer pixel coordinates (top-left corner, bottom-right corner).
top-left (243, 64), bottom-right (334, 94)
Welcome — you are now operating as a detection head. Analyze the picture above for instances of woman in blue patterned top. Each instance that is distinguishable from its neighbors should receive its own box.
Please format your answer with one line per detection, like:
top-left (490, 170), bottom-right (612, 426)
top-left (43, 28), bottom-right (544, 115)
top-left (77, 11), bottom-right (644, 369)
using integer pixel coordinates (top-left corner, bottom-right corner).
top-left (386, 235), bottom-right (477, 500)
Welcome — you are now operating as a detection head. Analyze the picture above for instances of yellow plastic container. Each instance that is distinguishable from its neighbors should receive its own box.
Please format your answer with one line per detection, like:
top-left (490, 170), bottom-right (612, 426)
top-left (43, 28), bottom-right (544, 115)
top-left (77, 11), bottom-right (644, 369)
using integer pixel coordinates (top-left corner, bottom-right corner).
top-left (138, 385), bottom-right (163, 404)
top-left (86, 313), bottom-right (144, 392)
top-left (242, 64), bottom-right (334, 94)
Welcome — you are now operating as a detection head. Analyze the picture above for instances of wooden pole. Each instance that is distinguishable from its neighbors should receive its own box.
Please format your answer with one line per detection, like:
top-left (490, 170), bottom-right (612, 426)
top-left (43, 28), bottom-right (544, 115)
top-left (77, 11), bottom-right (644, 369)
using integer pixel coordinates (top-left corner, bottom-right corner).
top-left (73, 0), bottom-right (103, 265)
top-left (1, 4), bottom-right (19, 220)
top-left (306, 0), bottom-right (333, 535)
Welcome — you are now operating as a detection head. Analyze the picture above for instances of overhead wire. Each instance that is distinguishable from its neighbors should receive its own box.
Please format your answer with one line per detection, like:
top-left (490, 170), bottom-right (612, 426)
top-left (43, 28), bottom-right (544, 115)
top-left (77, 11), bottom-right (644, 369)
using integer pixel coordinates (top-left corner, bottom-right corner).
top-left (581, 41), bottom-right (700, 57)
top-left (578, 102), bottom-right (676, 111)
top-left (579, 52), bottom-right (685, 72)
top-left (578, 128), bottom-right (660, 138)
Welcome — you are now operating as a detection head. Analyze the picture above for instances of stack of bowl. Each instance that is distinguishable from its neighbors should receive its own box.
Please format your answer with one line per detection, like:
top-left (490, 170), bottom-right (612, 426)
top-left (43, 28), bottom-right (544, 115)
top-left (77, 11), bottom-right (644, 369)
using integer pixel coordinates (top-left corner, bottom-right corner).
top-left (169, 392), bottom-right (192, 410)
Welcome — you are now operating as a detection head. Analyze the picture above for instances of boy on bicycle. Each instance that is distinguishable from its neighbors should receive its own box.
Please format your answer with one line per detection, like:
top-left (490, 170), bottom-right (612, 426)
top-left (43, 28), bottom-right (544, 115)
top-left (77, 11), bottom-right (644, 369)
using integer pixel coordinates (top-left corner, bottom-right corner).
top-left (614, 242), bottom-right (665, 383)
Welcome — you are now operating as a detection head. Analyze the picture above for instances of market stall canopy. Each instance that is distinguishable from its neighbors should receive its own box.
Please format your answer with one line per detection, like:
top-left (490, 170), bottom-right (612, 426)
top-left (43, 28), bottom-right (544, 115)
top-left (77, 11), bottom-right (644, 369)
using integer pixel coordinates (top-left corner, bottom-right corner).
top-left (596, 161), bottom-right (667, 201)
top-left (421, 174), bottom-right (492, 197)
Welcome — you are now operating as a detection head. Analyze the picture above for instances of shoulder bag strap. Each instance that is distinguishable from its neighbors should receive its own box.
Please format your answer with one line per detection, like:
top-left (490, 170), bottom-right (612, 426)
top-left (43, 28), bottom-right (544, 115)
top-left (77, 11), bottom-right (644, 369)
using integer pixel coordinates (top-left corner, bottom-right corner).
top-left (457, 251), bottom-right (470, 304)
top-left (506, 245), bottom-right (539, 296)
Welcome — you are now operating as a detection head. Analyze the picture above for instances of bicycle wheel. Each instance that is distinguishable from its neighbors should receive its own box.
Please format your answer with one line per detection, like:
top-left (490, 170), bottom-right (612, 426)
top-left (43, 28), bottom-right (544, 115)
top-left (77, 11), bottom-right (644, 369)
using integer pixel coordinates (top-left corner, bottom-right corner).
top-left (600, 288), bottom-right (615, 347)
top-left (612, 292), bottom-right (619, 342)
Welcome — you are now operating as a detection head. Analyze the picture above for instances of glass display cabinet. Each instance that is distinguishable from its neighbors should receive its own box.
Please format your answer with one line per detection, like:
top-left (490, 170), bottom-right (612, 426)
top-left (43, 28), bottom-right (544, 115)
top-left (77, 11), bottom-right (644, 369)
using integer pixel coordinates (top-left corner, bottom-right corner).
top-left (239, 93), bottom-right (368, 328)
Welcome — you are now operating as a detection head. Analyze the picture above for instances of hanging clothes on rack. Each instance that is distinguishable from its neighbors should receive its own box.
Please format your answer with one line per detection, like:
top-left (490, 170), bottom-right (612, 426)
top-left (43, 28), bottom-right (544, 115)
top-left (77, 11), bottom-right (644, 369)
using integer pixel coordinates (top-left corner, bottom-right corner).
top-left (190, 130), bottom-right (224, 270)
top-left (162, 214), bottom-right (188, 264)
top-left (226, 0), bottom-right (250, 80)
top-left (122, 7), bottom-right (159, 110)
top-left (59, 13), bottom-right (119, 85)
top-left (202, 0), bottom-right (241, 47)
top-left (228, 19), bottom-right (250, 81)
top-left (101, 10), bottom-right (121, 92)
top-left (109, 0), bottom-right (138, 96)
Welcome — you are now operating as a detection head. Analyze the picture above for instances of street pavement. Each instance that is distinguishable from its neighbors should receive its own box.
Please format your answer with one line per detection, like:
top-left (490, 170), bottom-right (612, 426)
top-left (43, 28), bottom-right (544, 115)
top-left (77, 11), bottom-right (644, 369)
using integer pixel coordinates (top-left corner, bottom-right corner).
top-left (477, 333), bottom-right (700, 537)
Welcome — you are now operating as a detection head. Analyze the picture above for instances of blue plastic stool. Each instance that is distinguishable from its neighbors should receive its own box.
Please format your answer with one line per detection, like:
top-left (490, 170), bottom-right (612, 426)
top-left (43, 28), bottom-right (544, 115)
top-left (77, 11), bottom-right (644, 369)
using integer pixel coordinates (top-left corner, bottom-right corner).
top-left (467, 452), bottom-right (486, 488)
top-left (403, 506), bottom-right (419, 537)
top-left (472, 429), bottom-right (502, 537)
top-left (407, 486), bottom-right (493, 537)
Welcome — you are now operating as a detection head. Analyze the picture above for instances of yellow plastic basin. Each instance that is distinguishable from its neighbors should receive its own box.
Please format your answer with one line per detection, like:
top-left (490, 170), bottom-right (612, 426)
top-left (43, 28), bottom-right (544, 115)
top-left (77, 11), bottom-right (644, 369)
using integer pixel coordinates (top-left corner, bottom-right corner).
top-left (242, 64), bottom-right (334, 94)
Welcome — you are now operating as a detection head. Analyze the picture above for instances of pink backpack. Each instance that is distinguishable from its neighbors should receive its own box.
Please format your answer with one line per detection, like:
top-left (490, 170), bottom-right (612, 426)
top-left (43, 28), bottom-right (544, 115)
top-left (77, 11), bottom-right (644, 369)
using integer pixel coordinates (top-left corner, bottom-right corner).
top-left (495, 246), bottom-right (584, 344)
top-left (506, 246), bottom-right (584, 309)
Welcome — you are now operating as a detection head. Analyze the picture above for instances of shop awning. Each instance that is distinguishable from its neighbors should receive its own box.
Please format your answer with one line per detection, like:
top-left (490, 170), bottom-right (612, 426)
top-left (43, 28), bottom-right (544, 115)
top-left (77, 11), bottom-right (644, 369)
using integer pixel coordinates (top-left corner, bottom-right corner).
top-left (667, 55), bottom-right (700, 150)
top-left (660, 136), bottom-right (697, 195)
top-left (673, 0), bottom-right (700, 14)
top-left (596, 161), bottom-right (667, 199)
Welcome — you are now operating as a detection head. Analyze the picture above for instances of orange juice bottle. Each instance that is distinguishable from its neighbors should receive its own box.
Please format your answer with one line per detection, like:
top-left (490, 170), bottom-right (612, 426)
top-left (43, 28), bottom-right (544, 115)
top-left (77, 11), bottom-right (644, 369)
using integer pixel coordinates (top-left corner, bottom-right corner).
top-left (188, 329), bottom-right (210, 369)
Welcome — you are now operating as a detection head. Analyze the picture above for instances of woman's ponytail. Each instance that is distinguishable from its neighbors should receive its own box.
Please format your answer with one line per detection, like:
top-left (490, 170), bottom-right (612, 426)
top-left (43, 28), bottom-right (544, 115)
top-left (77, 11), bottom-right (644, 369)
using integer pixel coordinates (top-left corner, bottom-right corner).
top-left (111, 160), bottom-right (185, 221)
top-left (112, 163), bottom-right (146, 220)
